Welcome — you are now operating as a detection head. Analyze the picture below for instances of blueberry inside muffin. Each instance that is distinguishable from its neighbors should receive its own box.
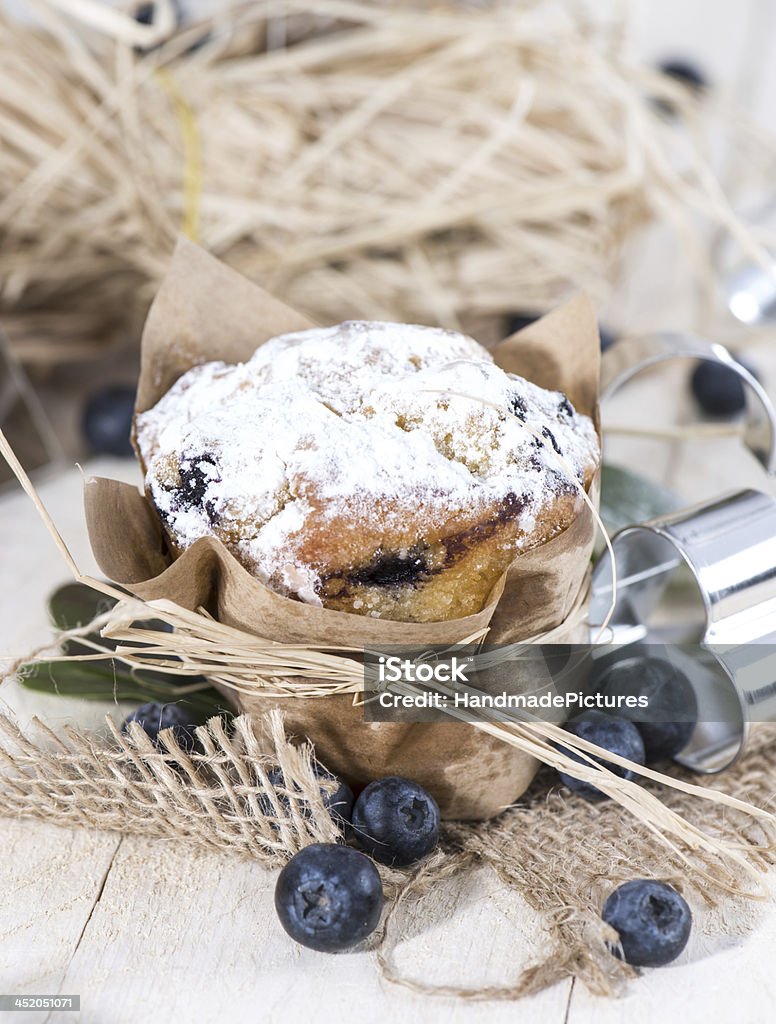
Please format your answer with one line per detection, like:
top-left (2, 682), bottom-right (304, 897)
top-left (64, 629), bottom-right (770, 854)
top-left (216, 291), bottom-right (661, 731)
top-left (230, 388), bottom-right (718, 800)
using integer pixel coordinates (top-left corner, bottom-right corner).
top-left (136, 321), bottom-right (599, 622)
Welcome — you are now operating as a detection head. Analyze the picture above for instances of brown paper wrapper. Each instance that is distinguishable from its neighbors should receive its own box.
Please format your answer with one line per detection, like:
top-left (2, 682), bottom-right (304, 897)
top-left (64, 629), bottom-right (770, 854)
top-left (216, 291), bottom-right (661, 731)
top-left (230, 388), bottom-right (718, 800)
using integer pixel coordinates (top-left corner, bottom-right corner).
top-left (84, 239), bottom-right (600, 820)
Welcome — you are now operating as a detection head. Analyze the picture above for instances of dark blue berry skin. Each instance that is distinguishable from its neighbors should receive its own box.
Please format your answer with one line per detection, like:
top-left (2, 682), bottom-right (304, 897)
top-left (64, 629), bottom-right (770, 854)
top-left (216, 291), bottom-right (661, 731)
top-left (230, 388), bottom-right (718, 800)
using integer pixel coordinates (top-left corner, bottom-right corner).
top-left (654, 61), bottom-right (709, 117)
top-left (603, 880), bottom-right (692, 967)
top-left (598, 326), bottom-right (617, 352)
top-left (135, 2), bottom-right (158, 25)
top-left (557, 711), bottom-right (645, 802)
top-left (659, 60), bottom-right (708, 92)
top-left (351, 776), bottom-right (440, 866)
top-left (122, 701), bottom-right (198, 752)
top-left (134, 2), bottom-right (181, 31)
top-left (596, 657), bottom-right (697, 763)
top-left (275, 844), bottom-right (383, 952)
top-left (506, 312), bottom-right (540, 336)
top-left (134, 1), bottom-right (210, 55)
top-left (265, 765), bottom-right (354, 828)
top-left (82, 385), bottom-right (136, 457)
top-left (690, 358), bottom-right (759, 418)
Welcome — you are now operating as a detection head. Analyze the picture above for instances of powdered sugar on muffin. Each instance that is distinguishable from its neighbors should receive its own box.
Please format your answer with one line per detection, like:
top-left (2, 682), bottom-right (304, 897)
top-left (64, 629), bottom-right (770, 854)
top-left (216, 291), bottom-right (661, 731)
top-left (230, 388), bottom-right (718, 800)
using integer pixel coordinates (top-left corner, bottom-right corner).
top-left (136, 321), bottom-right (599, 619)
top-left (248, 320), bottom-right (489, 415)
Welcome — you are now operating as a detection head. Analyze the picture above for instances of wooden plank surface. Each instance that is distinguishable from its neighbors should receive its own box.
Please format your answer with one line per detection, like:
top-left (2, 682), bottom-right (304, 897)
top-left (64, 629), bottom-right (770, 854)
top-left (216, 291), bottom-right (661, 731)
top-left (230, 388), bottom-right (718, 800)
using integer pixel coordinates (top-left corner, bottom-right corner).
top-left (0, 821), bottom-right (121, 1024)
top-left (47, 840), bottom-right (572, 1024)
top-left (568, 893), bottom-right (776, 1024)
top-left (3, 5), bottom-right (776, 1021)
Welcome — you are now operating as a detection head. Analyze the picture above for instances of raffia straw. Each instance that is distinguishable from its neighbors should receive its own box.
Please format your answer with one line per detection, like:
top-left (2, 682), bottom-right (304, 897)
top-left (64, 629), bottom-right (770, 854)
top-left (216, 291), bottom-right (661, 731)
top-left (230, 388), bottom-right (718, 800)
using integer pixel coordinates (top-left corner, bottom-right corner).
top-left (4, 0), bottom-right (776, 367)
top-left (9, 594), bottom-right (775, 894)
top-left (605, 421), bottom-right (747, 441)
top-left (27, 596), bottom-right (771, 848)
top-left (33, 0), bottom-right (178, 50)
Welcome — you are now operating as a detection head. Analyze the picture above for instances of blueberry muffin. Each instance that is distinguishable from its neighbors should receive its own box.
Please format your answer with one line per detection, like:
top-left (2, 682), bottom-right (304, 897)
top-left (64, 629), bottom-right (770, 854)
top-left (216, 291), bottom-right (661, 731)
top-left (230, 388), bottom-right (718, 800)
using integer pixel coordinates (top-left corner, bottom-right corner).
top-left (135, 321), bottom-right (599, 621)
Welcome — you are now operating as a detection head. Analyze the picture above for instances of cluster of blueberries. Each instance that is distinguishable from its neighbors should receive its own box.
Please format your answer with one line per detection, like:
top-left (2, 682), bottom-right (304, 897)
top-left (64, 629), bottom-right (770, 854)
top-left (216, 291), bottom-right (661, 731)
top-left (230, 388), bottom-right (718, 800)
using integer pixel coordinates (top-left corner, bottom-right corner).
top-left (550, 653), bottom-right (698, 967)
top-left (556, 654), bottom-right (697, 801)
top-left (273, 774), bottom-right (440, 955)
top-left (123, 666), bottom-right (693, 968)
top-left (122, 702), bottom-right (439, 953)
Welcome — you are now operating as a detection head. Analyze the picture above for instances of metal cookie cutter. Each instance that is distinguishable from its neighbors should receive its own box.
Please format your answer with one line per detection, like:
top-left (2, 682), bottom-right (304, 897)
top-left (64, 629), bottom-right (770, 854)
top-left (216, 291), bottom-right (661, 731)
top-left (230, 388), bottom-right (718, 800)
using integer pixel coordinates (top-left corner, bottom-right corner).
top-left (591, 333), bottom-right (776, 772)
top-left (589, 490), bottom-right (776, 773)
top-left (600, 331), bottom-right (776, 473)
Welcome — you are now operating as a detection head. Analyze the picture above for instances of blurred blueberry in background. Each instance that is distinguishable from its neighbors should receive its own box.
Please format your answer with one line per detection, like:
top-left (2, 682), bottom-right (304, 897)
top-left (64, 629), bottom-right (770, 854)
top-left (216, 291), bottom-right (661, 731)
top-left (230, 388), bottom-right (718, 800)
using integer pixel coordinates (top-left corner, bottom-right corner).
top-left (82, 385), bottom-right (136, 457)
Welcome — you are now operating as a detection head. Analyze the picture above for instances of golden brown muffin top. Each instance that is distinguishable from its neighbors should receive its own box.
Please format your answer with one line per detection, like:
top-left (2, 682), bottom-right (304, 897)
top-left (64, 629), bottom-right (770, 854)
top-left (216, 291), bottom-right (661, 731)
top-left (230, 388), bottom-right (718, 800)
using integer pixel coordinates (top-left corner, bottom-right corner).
top-left (137, 321), bottom-right (599, 605)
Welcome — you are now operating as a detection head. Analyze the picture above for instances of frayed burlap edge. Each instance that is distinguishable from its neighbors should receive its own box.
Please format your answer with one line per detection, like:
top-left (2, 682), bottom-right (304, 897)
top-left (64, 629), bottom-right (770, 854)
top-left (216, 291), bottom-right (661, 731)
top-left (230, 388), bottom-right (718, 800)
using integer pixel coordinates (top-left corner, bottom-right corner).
top-left (0, 709), bottom-right (342, 861)
top-left (1, 706), bottom-right (775, 1001)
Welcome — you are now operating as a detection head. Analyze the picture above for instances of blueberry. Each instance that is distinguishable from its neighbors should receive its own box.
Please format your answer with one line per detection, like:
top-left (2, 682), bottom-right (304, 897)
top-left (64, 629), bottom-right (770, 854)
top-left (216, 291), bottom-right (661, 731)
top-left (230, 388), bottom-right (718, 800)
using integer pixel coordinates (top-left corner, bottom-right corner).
top-left (654, 61), bottom-right (709, 117)
top-left (599, 326), bottom-right (617, 352)
top-left (133, 2), bottom-right (181, 36)
top-left (351, 776), bottom-right (440, 866)
top-left (264, 765), bottom-right (354, 828)
top-left (690, 358), bottom-right (759, 418)
top-left (134, 2), bottom-right (158, 24)
top-left (505, 312), bottom-right (541, 336)
top-left (658, 59), bottom-right (708, 92)
top-left (349, 548), bottom-right (429, 588)
top-left (177, 453), bottom-right (220, 509)
top-left (134, 1), bottom-right (211, 55)
top-left (122, 701), bottom-right (198, 752)
top-left (508, 393), bottom-right (528, 421)
top-left (596, 657), bottom-right (697, 763)
top-left (557, 395), bottom-right (574, 418)
top-left (82, 385), bottom-right (136, 457)
top-left (275, 844), bottom-right (383, 952)
top-left (541, 425), bottom-right (562, 455)
top-left (603, 879), bottom-right (692, 967)
top-left (557, 711), bottom-right (645, 802)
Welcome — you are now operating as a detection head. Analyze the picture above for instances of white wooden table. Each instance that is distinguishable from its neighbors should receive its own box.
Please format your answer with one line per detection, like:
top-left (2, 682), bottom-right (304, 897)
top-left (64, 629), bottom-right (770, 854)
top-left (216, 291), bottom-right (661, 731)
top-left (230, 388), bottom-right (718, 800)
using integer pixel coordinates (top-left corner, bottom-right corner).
top-left (5, 3), bottom-right (776, 1019)
top-left (3, 355), bottom-right (776, 1024)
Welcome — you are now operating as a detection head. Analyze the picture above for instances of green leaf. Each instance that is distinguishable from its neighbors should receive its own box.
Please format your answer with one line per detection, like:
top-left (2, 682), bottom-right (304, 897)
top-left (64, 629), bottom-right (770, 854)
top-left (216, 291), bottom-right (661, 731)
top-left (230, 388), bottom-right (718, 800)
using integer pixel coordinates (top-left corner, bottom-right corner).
top-left (18, 659), bottom-right (231, 720)
top-left (48, 583), bottom-right (119, 631)
top-left (600, 463), bottom-right (681, 536)
top-left (23, 583), bottom-right (236, 722)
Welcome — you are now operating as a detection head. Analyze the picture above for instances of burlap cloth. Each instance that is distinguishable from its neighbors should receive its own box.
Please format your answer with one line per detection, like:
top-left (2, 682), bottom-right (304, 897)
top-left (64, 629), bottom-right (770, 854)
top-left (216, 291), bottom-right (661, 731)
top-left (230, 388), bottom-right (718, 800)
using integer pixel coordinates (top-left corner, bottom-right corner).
top-left (0, 705), bottom-right (774, 1001)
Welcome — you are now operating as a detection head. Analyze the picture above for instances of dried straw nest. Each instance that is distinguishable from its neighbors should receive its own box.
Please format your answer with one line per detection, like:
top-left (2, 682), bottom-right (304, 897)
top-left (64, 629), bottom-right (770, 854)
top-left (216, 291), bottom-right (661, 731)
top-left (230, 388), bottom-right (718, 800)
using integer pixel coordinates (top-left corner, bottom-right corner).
top-left (1, 0), bottom-right (775, 364)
